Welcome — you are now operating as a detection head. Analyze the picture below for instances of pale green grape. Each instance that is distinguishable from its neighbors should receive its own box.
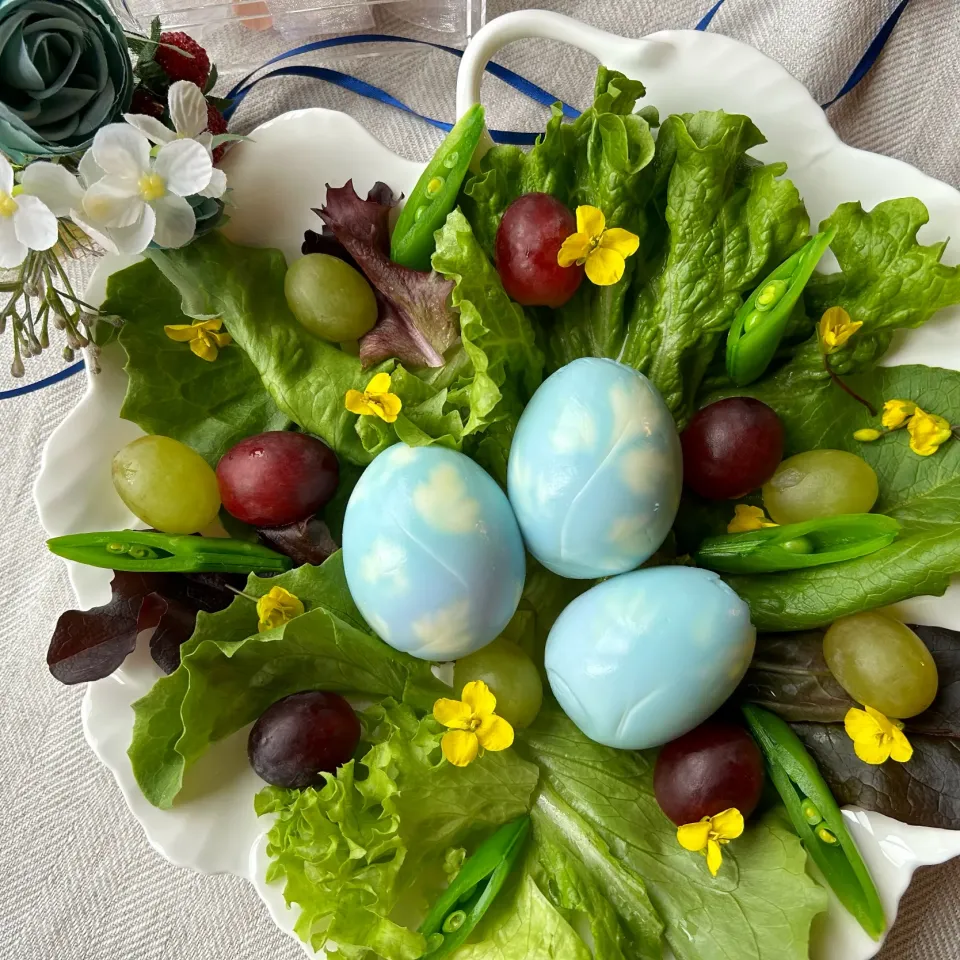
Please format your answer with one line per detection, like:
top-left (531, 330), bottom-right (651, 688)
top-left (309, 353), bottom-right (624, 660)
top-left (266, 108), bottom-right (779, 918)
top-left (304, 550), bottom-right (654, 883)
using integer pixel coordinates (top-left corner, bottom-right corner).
top-left (284, 253), bottom-right (378, 343)
top-left (824, 611), bottom-right (938, 718)
top-left (112, 435), bottom-right (221, 534)
top-left (762, 449), bottom-right (878, 524)
top-left (452, 637), bottom-right (543, 729)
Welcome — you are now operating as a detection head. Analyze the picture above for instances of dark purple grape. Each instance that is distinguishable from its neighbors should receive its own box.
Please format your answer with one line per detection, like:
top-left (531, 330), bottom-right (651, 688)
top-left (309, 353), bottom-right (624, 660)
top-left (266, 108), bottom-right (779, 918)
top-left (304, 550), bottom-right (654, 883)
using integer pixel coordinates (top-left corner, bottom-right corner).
top-left (681, 397), bottom-right (784, 500)
top-left (654, 720), bottom-right (765, 826)
top-left (217, 432), bottom-right (339, 528)
top-left (248, 691), bottom-right (361, 788)
top-left (495, 193), bottom-right (583, 307)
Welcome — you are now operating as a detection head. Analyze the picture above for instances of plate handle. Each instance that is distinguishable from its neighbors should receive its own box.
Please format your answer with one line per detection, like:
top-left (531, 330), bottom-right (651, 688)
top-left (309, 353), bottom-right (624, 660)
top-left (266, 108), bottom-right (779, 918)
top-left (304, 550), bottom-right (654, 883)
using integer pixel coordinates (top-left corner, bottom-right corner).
top-left (456, 10), bottom-right (664, 158)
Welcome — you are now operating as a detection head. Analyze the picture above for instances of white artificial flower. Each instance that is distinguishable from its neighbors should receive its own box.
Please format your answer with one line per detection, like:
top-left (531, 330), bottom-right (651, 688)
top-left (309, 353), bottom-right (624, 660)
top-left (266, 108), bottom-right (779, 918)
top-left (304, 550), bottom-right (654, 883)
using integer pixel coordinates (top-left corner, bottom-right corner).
top-left (81, 124), bottom-right (213, 251)
top-left (0, 153), bottom-right (58, 267)
top-left (124, 81), bottom-right (226, 199)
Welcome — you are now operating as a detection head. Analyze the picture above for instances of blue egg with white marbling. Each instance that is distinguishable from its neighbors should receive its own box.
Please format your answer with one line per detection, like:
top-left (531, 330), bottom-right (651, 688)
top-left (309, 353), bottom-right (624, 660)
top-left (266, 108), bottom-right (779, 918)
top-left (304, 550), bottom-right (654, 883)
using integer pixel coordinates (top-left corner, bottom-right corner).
top-left (507, 358), bottom-right (682, 579)
top-left (545, 567), bottom-right (756, 749)
top-left (342, 444), bottom-right (525, 661)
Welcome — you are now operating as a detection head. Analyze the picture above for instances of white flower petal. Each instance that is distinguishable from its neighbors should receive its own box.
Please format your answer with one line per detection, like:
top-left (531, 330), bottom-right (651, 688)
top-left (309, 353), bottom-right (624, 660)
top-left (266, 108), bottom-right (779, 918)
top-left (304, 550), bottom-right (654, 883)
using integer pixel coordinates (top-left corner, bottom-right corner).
top-left (83, 177), bottom-right (143, 228)
top-left (196, 131), bottom-right (213, 153)
top-left (154, 139), bottom-right (212, 196)
top-left (0, 216), bottom-right (26, 267)
top-left (199, 167), bottom-right (227, 199)
top-left (124, 113), bottom-right (176, 145)
top-left (20, 163), bottom-right (84, 217)
top-left (13, 195), bottom-right (58, 251)
top-left (70, 209), bottom-right (120, 254)
top-left (152, 193), bottom-right (196, 248)
top-left (0, 155), bottom-right (13, 196)
top-left (168, 81), bottom-right (208, 138)
top-left (110, 205), bottom-right (157, 254)
top-left (92, 124), bottom-right (151, 179)
top-left (78, 149), bottom-right (105, 189)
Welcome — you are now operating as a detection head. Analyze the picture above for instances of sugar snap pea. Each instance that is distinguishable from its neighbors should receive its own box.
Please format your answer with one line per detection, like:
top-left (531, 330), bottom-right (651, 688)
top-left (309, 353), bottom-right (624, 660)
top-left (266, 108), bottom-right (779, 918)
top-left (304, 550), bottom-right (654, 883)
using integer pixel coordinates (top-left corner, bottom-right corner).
top-left (726, 226), bottom-right (837, 386)
top-left (48, 530), bottom-right (292, 574)
top-left (742, 704), bottom-right (885, 940)
top-left (419, 816), bottom-right (530, 958)
top-left (695, 514), bottom-right (900, 573)
top-left (390, 104), bottom-right (486, 271)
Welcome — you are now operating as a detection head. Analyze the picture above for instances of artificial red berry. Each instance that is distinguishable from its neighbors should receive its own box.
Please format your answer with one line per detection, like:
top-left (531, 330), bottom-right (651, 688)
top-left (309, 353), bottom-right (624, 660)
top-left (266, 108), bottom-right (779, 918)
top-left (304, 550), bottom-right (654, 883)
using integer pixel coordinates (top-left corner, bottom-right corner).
top-left (155, 31), bottom-right (211, 88)
top-left (130, 88), bottom-right (165, 119)
top-left (206, 102), bottom-right (228, 163)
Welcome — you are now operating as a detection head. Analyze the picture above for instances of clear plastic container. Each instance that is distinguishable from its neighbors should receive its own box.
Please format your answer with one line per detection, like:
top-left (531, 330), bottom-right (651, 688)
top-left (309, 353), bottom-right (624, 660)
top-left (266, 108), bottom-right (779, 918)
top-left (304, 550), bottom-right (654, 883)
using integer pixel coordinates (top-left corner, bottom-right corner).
top-left (110, 0), bottom-right (485, 45)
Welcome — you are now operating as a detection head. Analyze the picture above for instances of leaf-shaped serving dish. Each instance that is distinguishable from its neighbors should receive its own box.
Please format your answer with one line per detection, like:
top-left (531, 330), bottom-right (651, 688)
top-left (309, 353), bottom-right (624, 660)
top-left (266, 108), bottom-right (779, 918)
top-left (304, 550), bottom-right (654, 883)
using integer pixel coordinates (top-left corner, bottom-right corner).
top-left (33, 11), bottom-right (960, 959)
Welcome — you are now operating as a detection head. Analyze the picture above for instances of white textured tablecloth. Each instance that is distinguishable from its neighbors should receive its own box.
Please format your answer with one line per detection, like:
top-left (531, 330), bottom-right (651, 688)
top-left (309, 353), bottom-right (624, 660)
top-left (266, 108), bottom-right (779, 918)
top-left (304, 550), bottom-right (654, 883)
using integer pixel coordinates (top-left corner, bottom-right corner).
top-left (2, 1), bottom-right (959, 958)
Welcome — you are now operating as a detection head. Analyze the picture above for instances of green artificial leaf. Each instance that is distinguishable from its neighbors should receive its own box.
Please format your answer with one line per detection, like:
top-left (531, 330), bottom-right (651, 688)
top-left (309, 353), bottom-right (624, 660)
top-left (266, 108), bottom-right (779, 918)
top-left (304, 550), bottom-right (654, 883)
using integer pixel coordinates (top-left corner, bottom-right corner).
top-left (518, 705), bottom-right (827, 960)
top-left (256, 699), bottom-right (538, 958)
top-left (433, 208), bottom-right (544, 438)
top-left (704, 364), bottom-right (960, 630)
top-left (105, 259), bottom-right (289, 464)
top-left (128, 555), bottom-right (446, 808)
top-left (620, 111), bottom-right (809, 422)
top-left (144, 237), bottom-right (461, 466)
top-left (792, 723), bottom-right (960, 830)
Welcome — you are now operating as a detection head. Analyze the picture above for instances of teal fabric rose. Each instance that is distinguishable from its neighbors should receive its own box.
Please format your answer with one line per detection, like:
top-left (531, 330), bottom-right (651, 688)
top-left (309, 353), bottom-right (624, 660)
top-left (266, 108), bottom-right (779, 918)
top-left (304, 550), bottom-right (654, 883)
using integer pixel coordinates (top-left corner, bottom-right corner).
top-left (0, 0), bottom-right (133, 161)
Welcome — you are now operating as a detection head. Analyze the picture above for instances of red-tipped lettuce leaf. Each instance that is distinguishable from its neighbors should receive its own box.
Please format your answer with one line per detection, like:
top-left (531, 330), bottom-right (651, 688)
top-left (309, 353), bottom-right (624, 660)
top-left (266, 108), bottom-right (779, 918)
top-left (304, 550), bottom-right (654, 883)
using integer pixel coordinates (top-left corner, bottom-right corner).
top-left (257, 517), bottom-right (339, 567)
top-left (317, 181), bottom-right (458, 368)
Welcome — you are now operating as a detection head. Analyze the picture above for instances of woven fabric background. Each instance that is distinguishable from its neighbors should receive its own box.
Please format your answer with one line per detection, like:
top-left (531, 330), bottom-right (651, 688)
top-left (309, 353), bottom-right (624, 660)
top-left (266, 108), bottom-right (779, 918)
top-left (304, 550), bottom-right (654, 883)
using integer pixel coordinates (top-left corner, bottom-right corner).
top-left (1, 1), bottom-right (958, 958)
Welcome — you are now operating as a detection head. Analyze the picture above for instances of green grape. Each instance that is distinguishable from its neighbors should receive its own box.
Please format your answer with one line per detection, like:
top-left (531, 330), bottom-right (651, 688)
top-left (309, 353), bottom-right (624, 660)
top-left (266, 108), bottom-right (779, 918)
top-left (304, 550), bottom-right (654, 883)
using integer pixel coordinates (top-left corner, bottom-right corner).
top-left (453, 637), bottom-right (543, 729)
top-left (824, 611), bottom-right (938, 718)
top-left (112, 435), bottom-right (221, 535)
top-left (284, 253), bottom-right (378, 343)
top-left (762, 449), bottom-right (878, 524)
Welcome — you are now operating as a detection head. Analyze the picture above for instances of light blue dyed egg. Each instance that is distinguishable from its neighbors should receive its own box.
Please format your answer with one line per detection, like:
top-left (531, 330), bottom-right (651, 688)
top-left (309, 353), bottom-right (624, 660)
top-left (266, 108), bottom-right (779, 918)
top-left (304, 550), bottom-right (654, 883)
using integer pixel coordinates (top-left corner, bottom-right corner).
top-left (342, 444), bottom-right (525, 661)
top-left (507, 358), bottom-right (682, 579)
top-left (545, 567), bottom-right (756, 749)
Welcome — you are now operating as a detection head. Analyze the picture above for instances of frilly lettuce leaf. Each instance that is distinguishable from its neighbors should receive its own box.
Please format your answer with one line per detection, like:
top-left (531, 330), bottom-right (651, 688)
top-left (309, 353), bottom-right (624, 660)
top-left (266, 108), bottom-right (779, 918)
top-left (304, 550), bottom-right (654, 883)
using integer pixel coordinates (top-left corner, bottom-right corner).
top-left (256, 698), bottom-right (539, 959)
top-left (128, 555), bottom-right (447, 808)
top-left (105, 258), bottom-right (290, 465)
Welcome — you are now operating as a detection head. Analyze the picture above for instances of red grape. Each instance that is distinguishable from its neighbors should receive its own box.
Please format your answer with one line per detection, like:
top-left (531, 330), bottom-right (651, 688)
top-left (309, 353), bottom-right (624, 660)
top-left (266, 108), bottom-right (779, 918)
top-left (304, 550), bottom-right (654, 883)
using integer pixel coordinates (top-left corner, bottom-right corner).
top-left (681, 397), bottom-right (784, 500)
top-left (654, 720), bottom-right (765, 825)
top-left (217, 431), bottom-right (338, 527)
top-left (248, 691), bottom-right (361, 788)
top-left (495, 193), bottom-right (583, 307)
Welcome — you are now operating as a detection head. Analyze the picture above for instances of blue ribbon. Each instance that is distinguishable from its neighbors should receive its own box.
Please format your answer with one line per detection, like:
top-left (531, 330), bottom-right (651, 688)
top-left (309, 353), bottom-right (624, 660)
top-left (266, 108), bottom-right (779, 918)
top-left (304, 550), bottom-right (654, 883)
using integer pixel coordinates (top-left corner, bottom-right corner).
top-left (6, 0), bottom-right (913, 397)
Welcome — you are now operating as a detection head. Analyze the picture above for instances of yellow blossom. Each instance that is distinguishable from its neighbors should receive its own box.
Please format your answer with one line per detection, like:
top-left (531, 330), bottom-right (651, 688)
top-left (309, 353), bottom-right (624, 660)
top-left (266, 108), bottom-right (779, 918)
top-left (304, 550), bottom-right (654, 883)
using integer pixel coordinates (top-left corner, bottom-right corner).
top-left (882, 399), bottom-right (916, 430)
top-left (163, 317), bottom-right (232, 361)
top-left (818, 306), bottom-right (862, 355)
top-left (344, 372), bottom-right (402, 424)
top-left (844, 705), bottom-right (913, 765)
top-left (853, 428), bottom-right (882, 442)
top-left (256, 587), bottom-right (304, 633)
top-left (677, 808), bottom-right (744, 877)
top-left (433, 680), bottom-right (514, 767)
top-left (557, 205), bottom-right (639, 286)
top-left (907, 406), bottom-right (952, 457)
top-left (727, 504), bottom-right (778, 533)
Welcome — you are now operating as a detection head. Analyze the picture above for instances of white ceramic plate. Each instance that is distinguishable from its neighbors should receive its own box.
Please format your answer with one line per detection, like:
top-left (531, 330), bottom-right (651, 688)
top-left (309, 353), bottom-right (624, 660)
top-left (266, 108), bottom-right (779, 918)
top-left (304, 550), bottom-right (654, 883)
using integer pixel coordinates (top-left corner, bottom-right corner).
top-left (34, 11), bottom-right (960, 960)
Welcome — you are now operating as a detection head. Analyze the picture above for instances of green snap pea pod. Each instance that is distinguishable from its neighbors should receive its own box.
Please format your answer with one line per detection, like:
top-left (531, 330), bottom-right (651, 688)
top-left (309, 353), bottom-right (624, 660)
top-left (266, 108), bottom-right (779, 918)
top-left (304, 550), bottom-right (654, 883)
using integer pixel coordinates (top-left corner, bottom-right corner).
top-left (695, 514), bottom-right (900, 574)
top-left (726, 225), bottom-right (837, 386)
top-left (419, 816), bottom-right (530, 958)
top-left (742, 705), bottom-right (885, 940)
top-left (390, 104), bottom-right (486, 271)
top-left (47, 530), bottom-right (292, 574)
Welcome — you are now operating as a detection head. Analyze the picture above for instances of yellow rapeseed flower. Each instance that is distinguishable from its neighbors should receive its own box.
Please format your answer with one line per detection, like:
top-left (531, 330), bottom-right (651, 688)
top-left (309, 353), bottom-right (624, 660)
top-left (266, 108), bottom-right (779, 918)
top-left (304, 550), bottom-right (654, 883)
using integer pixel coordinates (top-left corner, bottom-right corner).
top-left (557, 205), bottom-right (639, 286)
top-left (344, 372), bottom-right (402, 424)
top-left (907, 406), bottom-right (952, 456)
top-left (727, 504), bottom-right (778, 533)
top-left (433, 680), bottom-right (514, 767)
top-left (256, 586), bottom-right (304, 633)
top-left (882, 399), bottom-right (916, 430)
top-left (844, 705), bottom-right (913, 765)
top-left (677, 808), bottom-right (744, 877)
top-left (818, 306), bottom-right (862, 355)
top-left (163, 317), bottom-right (232, 361)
